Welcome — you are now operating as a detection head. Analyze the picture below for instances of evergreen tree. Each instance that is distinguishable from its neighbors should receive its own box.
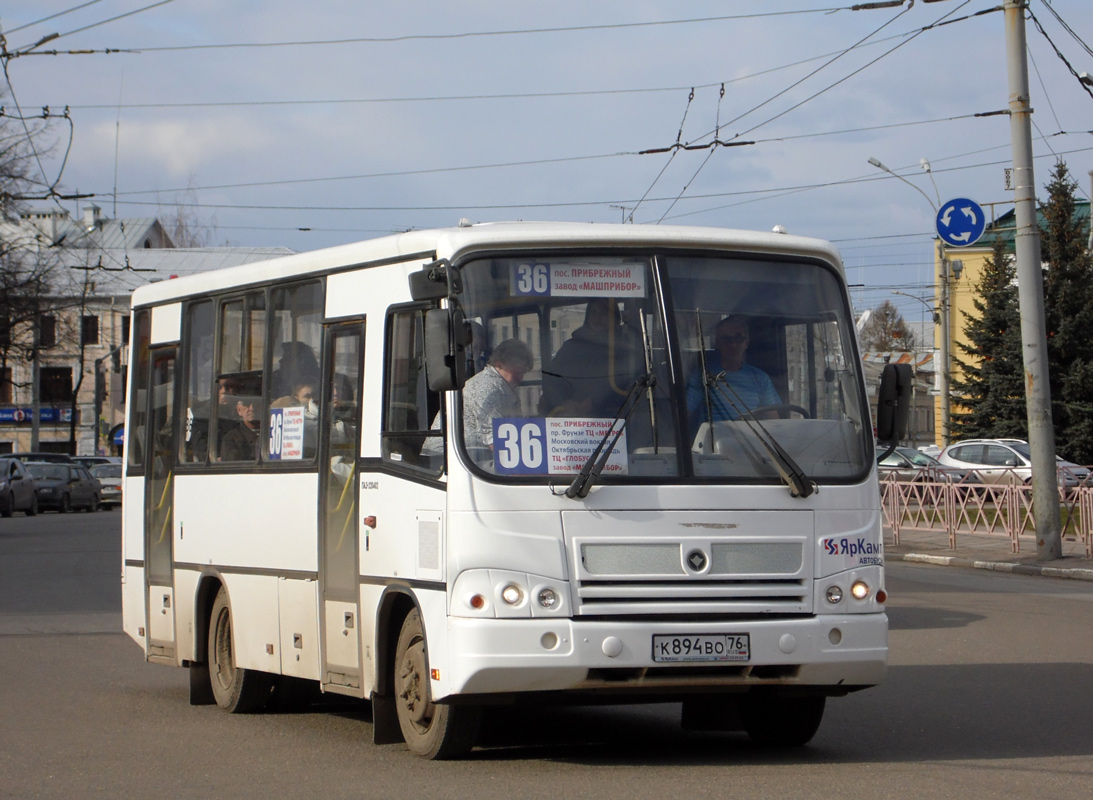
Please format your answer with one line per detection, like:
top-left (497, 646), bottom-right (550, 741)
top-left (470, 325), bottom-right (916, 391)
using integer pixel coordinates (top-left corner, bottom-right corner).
top-left (1042, 160), bottom-right (1093, 463)
top-left (950, 238), bottom-right (1026, 440)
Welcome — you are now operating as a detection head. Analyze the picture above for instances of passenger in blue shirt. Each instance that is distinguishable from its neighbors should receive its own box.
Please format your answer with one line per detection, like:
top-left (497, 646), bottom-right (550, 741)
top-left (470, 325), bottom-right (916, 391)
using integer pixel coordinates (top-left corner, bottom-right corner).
top-left (686, 315), bottom-right (780, 430)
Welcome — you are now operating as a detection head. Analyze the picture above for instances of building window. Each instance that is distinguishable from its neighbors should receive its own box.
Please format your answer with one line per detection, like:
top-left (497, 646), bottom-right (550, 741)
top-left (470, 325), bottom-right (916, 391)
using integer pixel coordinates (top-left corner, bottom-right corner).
top-left (121, 315), bottom-right (131, 345)
top-left (41, 367), bottom-right (73, 403)
top-left (81, 315), bottom-right (100, 346)
top-left (0, 316), bottom-right (10, 347)
top-left (1, 367), bottom-right (11, 403)
top-left (39, 315), bottom-right (57, 348)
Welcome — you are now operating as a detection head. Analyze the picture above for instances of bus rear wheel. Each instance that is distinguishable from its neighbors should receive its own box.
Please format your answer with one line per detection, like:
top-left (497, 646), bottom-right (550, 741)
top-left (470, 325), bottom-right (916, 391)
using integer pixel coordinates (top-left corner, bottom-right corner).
top-left (394, 608), bottom-right (480, 759)
top-left (207, 586), bottom-right (273, 713)
top-left (740, 690), bottom-right (826, 747)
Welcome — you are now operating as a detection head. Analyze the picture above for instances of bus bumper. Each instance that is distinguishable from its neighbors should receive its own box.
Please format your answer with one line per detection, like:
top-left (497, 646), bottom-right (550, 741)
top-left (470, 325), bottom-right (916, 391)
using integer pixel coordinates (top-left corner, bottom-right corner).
top-left (439, 612), bottom-right (887, 699)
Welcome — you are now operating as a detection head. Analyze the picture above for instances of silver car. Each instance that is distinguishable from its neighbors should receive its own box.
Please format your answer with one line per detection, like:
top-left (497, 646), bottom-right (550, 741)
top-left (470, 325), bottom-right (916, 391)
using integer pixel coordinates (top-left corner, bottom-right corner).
top-left (90, 463), bottom-right (123, 509)
top-left (938, 439), bottom-right (1090, 487)
top-left (0, 458), bottom-right (39, 517)
top-left (879, 446), bottom-right (979, 487)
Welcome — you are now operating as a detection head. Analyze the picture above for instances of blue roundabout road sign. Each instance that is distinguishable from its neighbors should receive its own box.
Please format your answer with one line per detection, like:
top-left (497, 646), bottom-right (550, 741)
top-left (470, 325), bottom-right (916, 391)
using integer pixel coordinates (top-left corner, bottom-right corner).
top-left (936, 197), bottom-right (986, 247)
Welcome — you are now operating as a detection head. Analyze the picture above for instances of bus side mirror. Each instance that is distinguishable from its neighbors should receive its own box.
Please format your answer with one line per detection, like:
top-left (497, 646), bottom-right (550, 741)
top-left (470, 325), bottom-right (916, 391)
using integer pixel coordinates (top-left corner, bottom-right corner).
top-left (424, 307), bottom-right (468, 392)
top-left (875, 363), bottom-right (912, 453)
top-left (409, 260), bottom-right (462, 301)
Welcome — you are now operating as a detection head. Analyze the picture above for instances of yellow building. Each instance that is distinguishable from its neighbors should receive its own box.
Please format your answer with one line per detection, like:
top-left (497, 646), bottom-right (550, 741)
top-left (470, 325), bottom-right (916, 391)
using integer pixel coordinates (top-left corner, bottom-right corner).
top-left (933, 198), bottom-right (1091, 446)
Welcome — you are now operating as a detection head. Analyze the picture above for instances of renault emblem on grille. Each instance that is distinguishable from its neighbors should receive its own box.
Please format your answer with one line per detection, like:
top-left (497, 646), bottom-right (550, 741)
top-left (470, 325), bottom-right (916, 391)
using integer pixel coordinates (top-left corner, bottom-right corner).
top-left (685, 549), bottom-right (708, 572)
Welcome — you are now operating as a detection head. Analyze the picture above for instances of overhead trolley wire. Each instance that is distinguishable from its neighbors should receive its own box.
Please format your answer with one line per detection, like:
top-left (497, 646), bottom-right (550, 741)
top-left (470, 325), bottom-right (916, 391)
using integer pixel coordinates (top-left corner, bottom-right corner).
top-left (72, 8), bottom-right (854, 53)
top-left (0, 0), bottom-right (106, 36)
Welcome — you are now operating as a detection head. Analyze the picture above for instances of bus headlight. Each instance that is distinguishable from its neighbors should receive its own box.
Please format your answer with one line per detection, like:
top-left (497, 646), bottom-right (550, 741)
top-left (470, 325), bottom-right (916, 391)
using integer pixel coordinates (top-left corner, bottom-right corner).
top-left (450, 570), bottom-right (570, 618)
top-left (825, 585), bottom-right (844, 604)
top-left (851, 580), bottom-right (870, 600)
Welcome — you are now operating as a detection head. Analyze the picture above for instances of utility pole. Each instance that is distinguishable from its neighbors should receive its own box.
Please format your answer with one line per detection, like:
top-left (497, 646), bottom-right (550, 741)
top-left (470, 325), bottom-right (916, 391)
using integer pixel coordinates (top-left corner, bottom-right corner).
top-left (31, 295), bottom-right (41, 451)
top-left (1005, 0), bottom-right (1061, 560)
top-left (935, 238), bottom-right (951, 446)
top-left (868, 156), bottom-right (950, 445)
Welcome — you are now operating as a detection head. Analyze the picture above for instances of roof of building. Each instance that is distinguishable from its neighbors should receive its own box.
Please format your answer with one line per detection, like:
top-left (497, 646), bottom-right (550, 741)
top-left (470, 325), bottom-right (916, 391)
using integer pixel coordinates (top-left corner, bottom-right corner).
top-left (2, 206), bottom-right (294, 298)
top-left (2, 205), bottom-right (174, 251)
top-left (976, 199), bottom-right (1090, 249)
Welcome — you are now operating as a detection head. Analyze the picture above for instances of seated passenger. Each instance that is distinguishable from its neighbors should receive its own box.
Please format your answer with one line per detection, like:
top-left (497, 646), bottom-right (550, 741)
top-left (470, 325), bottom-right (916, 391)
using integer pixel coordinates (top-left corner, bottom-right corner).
top-left (461, 338), bottom-right (533, 451)
top-left (686, 315), bottom-right (780, 429)
top-left (541, 298), bottom-right (637, 418)
top-left (271, 341), bottom-right (320, 400)
top-left (271, 380), bottom-right (319, 458)
top-left (220, 392), bottom-right (263, 462)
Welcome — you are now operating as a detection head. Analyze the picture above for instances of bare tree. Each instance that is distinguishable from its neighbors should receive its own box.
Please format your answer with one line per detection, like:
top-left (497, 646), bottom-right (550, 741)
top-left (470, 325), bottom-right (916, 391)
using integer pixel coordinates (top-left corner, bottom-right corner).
top-left (158, 176), bottom-right (219, 247)
top-left (1, 95), bottom-right (64, 413)
top-left (859, 300), bottom-right (917, 352)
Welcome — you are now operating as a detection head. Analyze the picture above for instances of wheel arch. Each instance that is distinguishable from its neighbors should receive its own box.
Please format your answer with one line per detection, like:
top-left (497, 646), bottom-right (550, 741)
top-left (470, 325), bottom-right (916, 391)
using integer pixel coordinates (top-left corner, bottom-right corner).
top-left (373, 586), bottom-right (420, 697)
top-left (190, 571), bottom-right (227, 664)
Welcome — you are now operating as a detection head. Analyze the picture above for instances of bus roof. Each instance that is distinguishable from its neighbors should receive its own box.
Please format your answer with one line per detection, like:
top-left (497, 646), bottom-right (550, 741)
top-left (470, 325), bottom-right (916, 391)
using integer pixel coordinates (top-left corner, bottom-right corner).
top-left (129, 221), bottom-right (844, 308)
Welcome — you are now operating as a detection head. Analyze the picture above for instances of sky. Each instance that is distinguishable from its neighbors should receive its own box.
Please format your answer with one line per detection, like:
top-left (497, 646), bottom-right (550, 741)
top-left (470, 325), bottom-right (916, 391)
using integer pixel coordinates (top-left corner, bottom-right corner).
top-left (3, 0), bottom-right (1092, 329)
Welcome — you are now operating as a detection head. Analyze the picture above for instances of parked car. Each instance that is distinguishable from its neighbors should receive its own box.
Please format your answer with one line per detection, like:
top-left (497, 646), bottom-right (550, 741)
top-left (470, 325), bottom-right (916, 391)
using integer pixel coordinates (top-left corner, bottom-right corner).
top-left (879, 446), bottom-right (980, 485)
top-left (74, 456), bottom-right (122, 469)
top-left (938, 439), bottom-right (1090, 487)
top-left (10, 451), bottom-right (75, 464)
top-left (90, 463), bottom-right (123, 509)
top-left (0, 457), bottom-right (39, 517)
top-left (24, 462), bottom-right (102, 513)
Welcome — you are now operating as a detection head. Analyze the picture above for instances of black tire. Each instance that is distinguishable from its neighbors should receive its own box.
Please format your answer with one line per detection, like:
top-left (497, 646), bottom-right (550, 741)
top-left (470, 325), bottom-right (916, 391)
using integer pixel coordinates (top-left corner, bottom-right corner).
top-left (394, 608), bottom-right (480, 759)
top-left (26, 495), bottom-right (38, 517)
top-left (207, 586), bottom-right (273, 713)
top-left (58, 494), bottom-right (71, 514)
top-left (740, 691), bottom-right (826, 747)
top-left (0, 492), bottom-right (12, 518)
top-left (88, 494), bottom-right (100, 512)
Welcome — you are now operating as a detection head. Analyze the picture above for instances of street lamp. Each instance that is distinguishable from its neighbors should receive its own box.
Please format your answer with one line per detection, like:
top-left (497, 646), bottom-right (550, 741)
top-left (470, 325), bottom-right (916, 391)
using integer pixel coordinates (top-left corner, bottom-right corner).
top-left (869, 156), bottom-right (953, 446)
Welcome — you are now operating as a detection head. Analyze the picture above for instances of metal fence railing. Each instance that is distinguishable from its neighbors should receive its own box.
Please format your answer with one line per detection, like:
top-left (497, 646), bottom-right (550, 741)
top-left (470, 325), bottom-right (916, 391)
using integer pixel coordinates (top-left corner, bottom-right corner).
top-left (881, 469), bottom-right (1093, 558)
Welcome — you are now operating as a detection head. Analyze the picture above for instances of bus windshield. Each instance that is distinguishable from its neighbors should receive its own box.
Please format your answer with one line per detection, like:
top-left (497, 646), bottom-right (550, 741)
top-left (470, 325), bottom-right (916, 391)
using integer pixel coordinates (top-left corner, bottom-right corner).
top-left (456, 252), bottom-right (870, 485)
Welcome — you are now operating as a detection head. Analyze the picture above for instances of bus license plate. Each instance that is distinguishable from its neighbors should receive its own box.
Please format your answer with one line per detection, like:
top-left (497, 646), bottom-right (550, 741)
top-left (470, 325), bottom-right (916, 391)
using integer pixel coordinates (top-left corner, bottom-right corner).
top-left (652, 634), bottom-right (750, 663)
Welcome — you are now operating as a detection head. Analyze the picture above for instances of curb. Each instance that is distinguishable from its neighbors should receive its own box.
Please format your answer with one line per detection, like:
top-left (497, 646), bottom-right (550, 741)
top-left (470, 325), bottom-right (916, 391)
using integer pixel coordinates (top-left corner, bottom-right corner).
top-left (887, 552), bottom-right (1093, 582)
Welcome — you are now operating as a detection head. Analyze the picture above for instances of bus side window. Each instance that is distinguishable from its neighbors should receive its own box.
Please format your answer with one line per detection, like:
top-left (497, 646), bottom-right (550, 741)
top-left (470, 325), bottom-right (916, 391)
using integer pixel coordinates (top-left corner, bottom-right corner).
top-left (217, 292), bottom-right (266, 463)
top-left (127, 310), bottom-right (152, 472)
top-left (267, 281), bottom-right (323, 461)
top-left (179, 300), bottom-right (215, 465)
top-left (382, 308), bottom-right (441, 473)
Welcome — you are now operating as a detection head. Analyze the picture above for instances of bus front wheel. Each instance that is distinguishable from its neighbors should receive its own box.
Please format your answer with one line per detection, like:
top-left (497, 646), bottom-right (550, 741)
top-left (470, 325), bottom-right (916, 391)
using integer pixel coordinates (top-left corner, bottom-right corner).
top-left (740, 690), bottom-right (826, 747)
top-left (207, 586), bottom-right (273, 713)
top-left (394, 608), bottom-right (480, 759)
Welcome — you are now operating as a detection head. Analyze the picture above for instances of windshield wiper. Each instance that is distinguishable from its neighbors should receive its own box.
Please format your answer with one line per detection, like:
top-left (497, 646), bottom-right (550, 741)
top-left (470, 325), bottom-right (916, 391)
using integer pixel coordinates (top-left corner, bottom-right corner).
top-left (563, 373), bottom-right (656, 499)
top-left (709, 374), bottom-right (816, 499)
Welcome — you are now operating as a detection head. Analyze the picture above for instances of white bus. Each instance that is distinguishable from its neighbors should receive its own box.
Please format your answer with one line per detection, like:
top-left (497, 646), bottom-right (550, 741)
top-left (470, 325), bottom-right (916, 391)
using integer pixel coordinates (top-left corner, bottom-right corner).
top-left (122, 221), bottom-right (907, 759)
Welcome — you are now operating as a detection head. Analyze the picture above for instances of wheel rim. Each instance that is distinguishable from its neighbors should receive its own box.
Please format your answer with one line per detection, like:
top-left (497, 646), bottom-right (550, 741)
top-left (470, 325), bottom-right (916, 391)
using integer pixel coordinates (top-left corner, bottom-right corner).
top-left (211, 606), bottom-right (235, 693)
top-left (397, 633), bottom-right (433, 732)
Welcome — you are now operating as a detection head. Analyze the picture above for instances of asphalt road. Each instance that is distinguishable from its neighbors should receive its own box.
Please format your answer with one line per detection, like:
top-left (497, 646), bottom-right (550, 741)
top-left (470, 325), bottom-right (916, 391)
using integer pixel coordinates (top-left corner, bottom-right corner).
top-left (2, 510), bottom-right (1092, 799)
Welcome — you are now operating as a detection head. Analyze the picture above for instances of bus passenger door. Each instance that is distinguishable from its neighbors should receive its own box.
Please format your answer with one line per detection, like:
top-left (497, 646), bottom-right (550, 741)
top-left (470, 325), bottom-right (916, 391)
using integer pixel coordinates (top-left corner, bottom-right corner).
top-left (144, 347), bottom-right (177, 662)
top-left (318, 323), bottom-right (364, 692)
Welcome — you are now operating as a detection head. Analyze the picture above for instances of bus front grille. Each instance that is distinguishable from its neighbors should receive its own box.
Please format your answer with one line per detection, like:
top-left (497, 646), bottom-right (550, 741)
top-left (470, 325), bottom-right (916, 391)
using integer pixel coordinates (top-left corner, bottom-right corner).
top-left (574, 578), bottom-right (809, 616)
top-left (573, 540), bottom-right (811, 615)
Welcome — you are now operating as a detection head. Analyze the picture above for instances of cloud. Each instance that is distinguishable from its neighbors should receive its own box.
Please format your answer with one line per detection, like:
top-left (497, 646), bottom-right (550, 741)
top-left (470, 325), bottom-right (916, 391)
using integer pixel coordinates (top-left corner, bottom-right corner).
top-left (85, 117), bottom-right (273, 179)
